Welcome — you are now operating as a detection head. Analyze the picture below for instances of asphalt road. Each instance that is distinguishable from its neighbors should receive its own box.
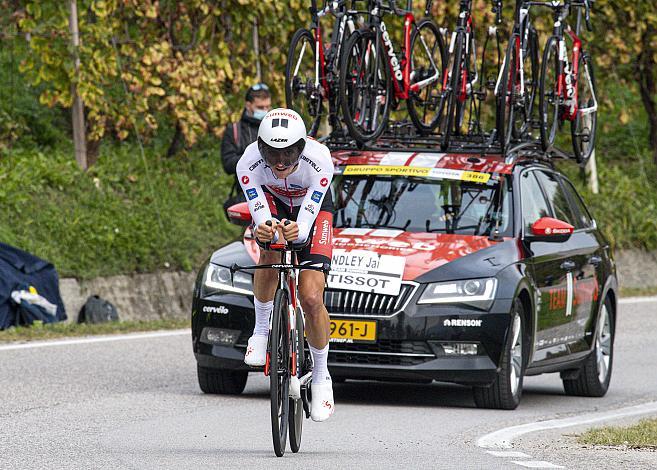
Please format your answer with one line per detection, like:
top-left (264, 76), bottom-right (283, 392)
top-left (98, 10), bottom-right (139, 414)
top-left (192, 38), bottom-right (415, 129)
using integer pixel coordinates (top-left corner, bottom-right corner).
top-left (1, 299), bottom-right (656, 470)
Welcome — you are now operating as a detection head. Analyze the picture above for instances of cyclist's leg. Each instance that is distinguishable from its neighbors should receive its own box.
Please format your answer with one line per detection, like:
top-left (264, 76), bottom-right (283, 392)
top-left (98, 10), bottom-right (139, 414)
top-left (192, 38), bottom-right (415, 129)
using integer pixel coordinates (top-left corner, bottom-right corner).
top-left (296, 205), bottom-right (335, 421)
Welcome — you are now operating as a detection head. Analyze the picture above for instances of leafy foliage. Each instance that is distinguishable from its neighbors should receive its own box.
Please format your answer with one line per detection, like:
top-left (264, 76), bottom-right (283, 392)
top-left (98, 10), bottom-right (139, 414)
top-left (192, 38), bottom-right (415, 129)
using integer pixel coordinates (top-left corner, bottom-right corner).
top-left (15, 0), bottom-right (310, 146)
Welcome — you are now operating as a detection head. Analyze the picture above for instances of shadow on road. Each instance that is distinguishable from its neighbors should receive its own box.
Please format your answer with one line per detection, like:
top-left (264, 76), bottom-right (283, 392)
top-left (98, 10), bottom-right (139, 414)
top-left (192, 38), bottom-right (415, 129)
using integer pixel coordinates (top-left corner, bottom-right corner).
top-left (231, 374), bottom-right (571, 410)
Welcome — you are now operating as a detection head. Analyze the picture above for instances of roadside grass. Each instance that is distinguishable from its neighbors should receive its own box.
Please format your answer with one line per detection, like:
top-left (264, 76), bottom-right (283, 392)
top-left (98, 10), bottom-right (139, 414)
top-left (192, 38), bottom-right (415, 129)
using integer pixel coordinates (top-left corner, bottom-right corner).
top-left (620, 286), bottom-right (657, 298)
top-left (0, 318), bottom-right (189, 343)
top-left (578, 418), bottom-right (657, 449)
top-left (0, 141), bottom-right (240, 279)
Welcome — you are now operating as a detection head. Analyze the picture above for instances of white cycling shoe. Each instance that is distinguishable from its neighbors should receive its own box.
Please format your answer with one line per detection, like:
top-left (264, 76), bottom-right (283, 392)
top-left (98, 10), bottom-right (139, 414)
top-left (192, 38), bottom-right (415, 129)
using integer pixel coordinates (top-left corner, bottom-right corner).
top-left (311, 380), bottom-right (335, 422)
top-left (244, 335), bottom-right (268, 367)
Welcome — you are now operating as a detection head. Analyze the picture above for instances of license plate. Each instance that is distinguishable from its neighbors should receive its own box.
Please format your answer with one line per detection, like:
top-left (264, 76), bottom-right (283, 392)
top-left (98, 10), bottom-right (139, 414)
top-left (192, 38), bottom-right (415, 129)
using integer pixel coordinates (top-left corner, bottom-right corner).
top-left (329, 319), bottom-right (376, 343)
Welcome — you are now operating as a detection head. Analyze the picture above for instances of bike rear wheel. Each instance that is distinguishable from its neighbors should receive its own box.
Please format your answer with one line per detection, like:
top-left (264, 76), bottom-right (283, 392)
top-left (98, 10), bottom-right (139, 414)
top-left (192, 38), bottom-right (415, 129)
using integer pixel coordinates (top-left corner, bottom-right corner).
top-left (407, 19), bottom-right (446, 133)
top-left (270, 288), bottom-right (290, 457)
top-left (571, 52), bottom-right (597, 165)
top-left (289, 306), bottom-right (305, 453)
top-left (476, 26), bottom-right (502, 139)
top-left (286, 28), bottom-right (322, 137)
top-left (339, 29), bottom-right (392, 144)
top-left (496, 34), bottom-right (519, 152)
top-left (539, 36), bottom-right (561, 151)
top-left (440, 32), bottom-right (463, 150)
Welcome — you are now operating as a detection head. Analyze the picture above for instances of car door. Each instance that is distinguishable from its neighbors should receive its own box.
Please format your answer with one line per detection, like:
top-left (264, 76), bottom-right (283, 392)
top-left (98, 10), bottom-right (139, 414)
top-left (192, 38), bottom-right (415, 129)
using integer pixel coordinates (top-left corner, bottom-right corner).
top-left (558, 176), bottom-right (605, 353)
top-left (531, 170), bottom-right (588, 360)
top-left (520, 169), bottom-right (575, 362)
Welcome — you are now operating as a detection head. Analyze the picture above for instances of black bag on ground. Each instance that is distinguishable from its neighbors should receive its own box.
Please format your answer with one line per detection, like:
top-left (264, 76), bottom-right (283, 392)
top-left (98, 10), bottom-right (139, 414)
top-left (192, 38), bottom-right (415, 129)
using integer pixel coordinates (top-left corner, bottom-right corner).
top-left (78, 296), bottom-right (119, 324)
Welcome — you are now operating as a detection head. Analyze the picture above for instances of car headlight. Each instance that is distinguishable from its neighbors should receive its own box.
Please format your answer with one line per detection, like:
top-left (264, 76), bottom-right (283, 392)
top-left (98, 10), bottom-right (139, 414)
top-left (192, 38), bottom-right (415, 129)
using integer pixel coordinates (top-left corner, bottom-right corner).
top-left (418, 278), bottom-right (497, 310)
top-left (203, 263), bottom-right (253, 296)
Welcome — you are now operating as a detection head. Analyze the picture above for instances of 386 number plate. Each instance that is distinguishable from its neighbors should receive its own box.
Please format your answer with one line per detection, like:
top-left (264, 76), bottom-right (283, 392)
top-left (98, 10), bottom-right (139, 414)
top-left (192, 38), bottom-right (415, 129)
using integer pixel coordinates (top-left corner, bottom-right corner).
top-left (329, 319), bottom-right (377, 343)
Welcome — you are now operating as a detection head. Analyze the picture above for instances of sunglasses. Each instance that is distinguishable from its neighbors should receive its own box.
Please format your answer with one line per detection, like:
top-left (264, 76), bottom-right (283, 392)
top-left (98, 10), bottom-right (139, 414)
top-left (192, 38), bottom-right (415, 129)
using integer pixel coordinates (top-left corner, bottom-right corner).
top-left (249, 83), bottom-right (269, 92)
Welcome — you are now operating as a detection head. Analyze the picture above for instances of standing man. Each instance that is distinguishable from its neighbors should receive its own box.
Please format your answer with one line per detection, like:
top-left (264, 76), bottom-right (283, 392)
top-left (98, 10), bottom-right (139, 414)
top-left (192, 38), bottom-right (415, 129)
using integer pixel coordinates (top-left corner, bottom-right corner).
top-left (221, 83), bottom-right (272, 212)
top-left (236, 108), bottom-right (335, 422)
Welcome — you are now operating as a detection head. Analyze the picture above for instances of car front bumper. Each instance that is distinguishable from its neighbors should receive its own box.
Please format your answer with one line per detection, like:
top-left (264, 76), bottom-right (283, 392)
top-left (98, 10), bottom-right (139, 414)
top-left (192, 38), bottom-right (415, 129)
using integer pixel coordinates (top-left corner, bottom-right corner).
top-left (192, 292), bottom-right (514, 386)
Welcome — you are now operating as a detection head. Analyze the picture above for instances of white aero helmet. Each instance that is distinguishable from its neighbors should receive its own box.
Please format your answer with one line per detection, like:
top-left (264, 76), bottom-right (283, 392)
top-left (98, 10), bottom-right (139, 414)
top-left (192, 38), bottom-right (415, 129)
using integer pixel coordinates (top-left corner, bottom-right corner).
top-left (257, 108), bottom-right (307, 168)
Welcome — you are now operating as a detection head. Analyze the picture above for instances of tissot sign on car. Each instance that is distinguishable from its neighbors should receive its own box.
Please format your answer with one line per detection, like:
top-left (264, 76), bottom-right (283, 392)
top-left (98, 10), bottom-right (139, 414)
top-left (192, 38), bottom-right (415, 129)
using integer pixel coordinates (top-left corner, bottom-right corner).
top-left (328, 248), bottom-right (405, 295)
top-left (192, 150), bottom-right (617, 410)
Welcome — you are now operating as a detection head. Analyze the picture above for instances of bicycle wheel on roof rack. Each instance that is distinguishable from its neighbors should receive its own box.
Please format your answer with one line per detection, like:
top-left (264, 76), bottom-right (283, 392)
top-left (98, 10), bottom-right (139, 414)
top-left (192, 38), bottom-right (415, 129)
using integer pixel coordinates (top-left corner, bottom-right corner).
top-left (539, 36), bottom-right (561, 152)
top-left (407, 18), bottom-right (446, 134)
top-left (339, 29), bottom-right (392, 144)
top-left (286, 28), bottom-right (323, 137)
top-left (496, 33), bottom-right (519, 153)
top-left (571, 52), bottom-right (597, 166)
top-left (270, 288), bottom-right (290, 457)
top-left (439, 33), bottom-right (463, 150)
top-left (476, 25), bottom-right (502, 140)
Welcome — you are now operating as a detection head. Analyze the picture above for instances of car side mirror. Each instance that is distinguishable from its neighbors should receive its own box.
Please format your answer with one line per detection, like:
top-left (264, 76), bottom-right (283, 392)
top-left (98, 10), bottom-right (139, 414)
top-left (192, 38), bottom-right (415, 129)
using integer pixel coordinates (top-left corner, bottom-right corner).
top-left (526, 217), bottom-right (574, 243)
top-left (227, 202), bottom-right (252, 226)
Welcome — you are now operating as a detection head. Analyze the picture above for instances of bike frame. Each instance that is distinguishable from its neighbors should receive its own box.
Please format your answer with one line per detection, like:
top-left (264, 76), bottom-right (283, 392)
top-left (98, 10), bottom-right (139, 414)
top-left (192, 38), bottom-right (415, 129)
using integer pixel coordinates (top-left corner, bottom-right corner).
top-left (443, 0), bottom-right (478, 105)
top-left (373, 0), bottom-right (440, 100)
top-left (305, 1), bottom-right (357, 101)
top-left (556, 24), bottom-right (597, 121)
top-left (494, 1), bottom-right (534, 102)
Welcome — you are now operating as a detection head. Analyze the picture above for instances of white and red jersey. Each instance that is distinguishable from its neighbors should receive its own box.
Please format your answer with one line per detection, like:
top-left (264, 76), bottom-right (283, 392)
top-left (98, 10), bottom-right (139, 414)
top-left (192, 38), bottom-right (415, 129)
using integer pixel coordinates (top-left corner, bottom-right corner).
top-left (236, 138), bottom-right (334, 243)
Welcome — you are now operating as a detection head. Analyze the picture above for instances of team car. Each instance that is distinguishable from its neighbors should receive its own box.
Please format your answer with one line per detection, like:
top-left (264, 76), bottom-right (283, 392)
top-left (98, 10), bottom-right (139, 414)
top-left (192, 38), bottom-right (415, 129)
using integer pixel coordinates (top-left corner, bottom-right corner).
top-left (192, 148), bottom-right (617, 409)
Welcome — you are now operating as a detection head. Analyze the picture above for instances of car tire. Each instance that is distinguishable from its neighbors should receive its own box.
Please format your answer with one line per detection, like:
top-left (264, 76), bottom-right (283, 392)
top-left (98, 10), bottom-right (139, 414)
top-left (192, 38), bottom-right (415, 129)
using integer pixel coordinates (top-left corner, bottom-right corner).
top-left (563, 297), bottom-right (614, 397)
top-left (473, 298), bottom-right (526, 410)
top-left (197, 365), bottom-right (248, 395)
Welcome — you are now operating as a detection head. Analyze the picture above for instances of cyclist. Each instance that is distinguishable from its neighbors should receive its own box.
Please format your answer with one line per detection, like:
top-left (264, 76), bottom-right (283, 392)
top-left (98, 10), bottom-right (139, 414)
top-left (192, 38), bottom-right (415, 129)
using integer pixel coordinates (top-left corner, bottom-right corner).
top-left (236, 108), bottom-right (335, 422)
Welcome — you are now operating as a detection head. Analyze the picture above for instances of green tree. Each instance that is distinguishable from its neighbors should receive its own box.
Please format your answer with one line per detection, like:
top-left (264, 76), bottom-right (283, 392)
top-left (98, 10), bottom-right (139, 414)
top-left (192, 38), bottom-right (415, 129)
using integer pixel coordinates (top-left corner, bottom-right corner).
top-left (13, 0), bottom-right (308, 160)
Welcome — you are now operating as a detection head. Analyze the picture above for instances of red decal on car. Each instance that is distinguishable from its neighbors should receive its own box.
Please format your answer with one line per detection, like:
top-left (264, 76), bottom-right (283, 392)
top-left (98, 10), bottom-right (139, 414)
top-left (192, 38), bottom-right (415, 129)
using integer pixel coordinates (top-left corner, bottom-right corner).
top-left (320, 177), bottom-right (328, 187)
top-left (242, 175), bottom-right (249, 184)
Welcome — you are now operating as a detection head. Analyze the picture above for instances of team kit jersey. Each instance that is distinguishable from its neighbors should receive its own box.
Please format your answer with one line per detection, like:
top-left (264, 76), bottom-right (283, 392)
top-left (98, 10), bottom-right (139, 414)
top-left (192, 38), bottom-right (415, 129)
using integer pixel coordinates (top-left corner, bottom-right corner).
top-left (236, 138), bottom-right (335, 265)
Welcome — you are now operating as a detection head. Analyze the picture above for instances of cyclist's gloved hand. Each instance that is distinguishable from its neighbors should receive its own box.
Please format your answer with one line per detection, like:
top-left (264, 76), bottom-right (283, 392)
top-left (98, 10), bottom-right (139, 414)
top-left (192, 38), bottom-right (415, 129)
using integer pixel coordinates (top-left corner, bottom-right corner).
top-left (280, 219), bottom-right (299, 242)
top-left (256, 219), bottom-right (279, 243)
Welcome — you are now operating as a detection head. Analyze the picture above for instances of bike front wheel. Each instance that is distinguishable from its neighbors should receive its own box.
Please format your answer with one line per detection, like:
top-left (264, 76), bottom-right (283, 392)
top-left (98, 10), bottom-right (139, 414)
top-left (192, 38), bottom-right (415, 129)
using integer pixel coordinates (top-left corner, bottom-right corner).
top-left (286, 28), bottom-right (322, 137)
top-left (440, 32), bottom-right (463, 150)
top-left (270, 288), bottom-right (290, 457)
top-left (339, 29), bottom-right (392, 144)
top-left (571, 52), bottom-right (597, 166)
top-left (539, 36), bottom-right (561, 151)
top-left (407, 19), bottom-right (446, 133)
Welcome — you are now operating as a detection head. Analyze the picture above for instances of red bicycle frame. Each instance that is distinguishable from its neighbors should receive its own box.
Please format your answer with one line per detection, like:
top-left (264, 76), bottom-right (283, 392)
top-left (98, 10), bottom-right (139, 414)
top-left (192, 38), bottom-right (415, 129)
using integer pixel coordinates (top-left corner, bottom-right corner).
top-left (381, 13), bottom-right (416, 100)
top-left (556, 26), bottom-right (582, 121)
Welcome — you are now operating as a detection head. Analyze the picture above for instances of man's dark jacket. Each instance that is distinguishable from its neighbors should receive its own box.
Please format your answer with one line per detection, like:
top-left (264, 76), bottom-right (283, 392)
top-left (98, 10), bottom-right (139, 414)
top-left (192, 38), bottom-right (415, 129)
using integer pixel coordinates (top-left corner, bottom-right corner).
top-left (221, 110), bottom-right (261, 184)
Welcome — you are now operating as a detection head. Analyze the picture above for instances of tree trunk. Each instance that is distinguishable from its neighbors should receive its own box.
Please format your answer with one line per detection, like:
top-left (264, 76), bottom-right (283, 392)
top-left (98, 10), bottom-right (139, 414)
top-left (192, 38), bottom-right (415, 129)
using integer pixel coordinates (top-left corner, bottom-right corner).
top-left (86, 138), bottom-right (101, 167)
top-left (634, 25), bottom-right (657, 164)
top-left (167, 121), bottom-right (184, 157)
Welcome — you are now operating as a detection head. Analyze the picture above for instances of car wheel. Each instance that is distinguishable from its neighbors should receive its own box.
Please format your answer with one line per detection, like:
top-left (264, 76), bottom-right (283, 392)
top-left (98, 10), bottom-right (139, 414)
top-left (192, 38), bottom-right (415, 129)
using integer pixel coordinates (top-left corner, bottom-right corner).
top-left (473, 298), bottom-right (526, 410)
top-left (197, 365), bottom-right (248, 395)
top-left (563, 297), bottom-right (614, 397)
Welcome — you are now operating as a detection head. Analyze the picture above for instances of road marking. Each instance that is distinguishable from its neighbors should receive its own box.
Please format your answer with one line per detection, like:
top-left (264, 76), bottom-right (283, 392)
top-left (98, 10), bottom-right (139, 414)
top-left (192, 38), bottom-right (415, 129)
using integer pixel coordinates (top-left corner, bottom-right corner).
top-left (487, 451), bottom-right (531, 458)
top-left (512, 461), bottom-right (563, 469)
top-left (0, 329), bottom-right (190, 352)
top-left (619, 295), bottom-right (657, 305)
top-left (477, 401), bottom-right (657, 449)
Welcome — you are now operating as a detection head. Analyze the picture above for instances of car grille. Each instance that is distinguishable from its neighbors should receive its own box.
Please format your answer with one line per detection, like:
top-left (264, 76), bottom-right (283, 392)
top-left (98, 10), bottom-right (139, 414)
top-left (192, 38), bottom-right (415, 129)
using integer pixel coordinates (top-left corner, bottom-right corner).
top-left (323, 283), bottom-right (416, 317)
top-left (329, 340), bottom-right (435, 366)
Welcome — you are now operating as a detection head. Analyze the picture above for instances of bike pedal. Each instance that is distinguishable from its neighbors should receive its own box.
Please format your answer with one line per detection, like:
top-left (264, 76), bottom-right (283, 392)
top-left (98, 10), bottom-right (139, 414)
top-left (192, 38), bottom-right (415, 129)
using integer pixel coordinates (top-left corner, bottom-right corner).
top-left (531, 120), bottom-right (541, 129)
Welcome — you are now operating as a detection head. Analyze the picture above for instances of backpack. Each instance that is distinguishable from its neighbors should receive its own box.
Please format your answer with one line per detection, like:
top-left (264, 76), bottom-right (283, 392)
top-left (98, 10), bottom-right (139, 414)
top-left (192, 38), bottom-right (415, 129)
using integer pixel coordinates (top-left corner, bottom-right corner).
top-left (78, 295), bottom-right (119, 324)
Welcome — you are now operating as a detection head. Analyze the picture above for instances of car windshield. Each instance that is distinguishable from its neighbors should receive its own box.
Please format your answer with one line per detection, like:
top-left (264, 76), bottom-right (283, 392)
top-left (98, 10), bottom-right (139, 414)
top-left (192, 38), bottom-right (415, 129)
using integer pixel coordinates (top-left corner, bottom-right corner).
top-left (332, 174), bottom-right (513, 236)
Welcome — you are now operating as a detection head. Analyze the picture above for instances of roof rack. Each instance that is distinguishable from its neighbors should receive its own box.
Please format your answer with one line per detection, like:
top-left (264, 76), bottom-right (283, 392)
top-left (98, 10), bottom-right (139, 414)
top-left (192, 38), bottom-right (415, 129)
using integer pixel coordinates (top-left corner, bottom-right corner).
top-left (322, 119), bottom-right (577, 163)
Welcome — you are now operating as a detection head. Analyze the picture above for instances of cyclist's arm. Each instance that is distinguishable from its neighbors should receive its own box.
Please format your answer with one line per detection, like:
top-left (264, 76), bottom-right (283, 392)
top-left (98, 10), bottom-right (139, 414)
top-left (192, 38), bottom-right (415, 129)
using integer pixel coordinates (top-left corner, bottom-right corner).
top-left (295, 170), bottom-right (333, 243)
top-left (236, 156), bottom-right (273, 231)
